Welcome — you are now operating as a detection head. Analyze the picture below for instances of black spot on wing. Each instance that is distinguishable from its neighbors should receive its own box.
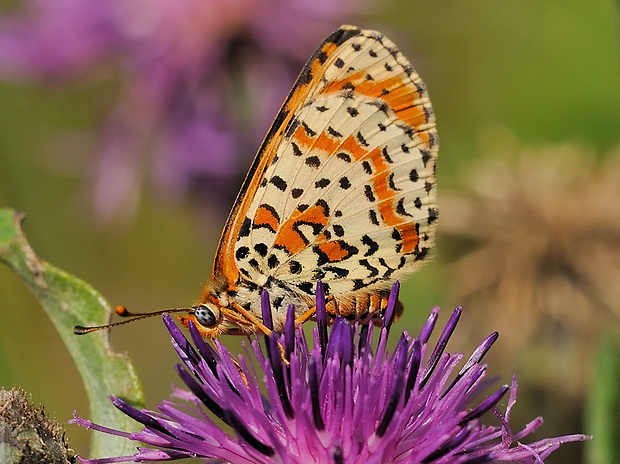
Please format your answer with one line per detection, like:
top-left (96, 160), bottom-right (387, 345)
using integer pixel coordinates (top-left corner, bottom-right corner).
top-left (369, 210), bottom-right (380, 226)
top-left (364, 185), bottom-right (375, 202)
top-left (378, 258), bottom-right (395, 278)
top-left (421, 148), bottom-right (432, 165)
top-left (270, 175), bottom-right (287, 191)
top-left (414, 247), bottom-right (430, 261)
top-left (388, 173), bottom-right (401, 191)
top-left (302, 122), bottom-right (316, 137)
top-left (267, 254), bottom-right (279, 269)
top-left (254, 243), bottom-right (268, 257)
top-left (328, 126), bottom-right (342, 138)
top-left (315, 178), bottom-right (331, 188)
top-left (306, 156), bottom-right (321, 168)
top-left (297, 281), bottom-right (314, 295)
top-left (382, 147), bottom-right (393, 163)
top-left (339, 177), bottom-right (351, 190)
top-left (396, 198), bottom-right (413, 217)
top-left (428, 207), bottom-right (439, 224)
top-left (239, 217), bottom-right (251, 238)
top-left (337, 152), bottom-right (351, 163)
top-left (289, 260), bottom-right (302, 274)
top-left (356, 131), bottom-right (369, 147)
top-left (324, 266), bottom-right (349, 278)
top-left (236, 247), bottom-right (249, 260)
top-left (359, 259), bottom-right (379, 277)
top-left (328, 26), bottom-right (362, 47)
top-left (291, 142), bottom-right (303, 157)
top-left (361, 235), bottom-right (379, 256)
top-left (239, 267), bottom-right (251, 279)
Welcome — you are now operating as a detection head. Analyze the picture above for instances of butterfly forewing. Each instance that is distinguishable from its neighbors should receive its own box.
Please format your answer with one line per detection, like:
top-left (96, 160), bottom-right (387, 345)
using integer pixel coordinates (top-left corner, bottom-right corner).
top-left (212, 25), bottom-right (438, 322)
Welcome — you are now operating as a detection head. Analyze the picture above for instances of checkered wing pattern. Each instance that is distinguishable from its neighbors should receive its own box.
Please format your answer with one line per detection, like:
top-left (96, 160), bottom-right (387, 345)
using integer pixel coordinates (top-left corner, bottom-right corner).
top-left (215, 26), bottom-right (438, 301)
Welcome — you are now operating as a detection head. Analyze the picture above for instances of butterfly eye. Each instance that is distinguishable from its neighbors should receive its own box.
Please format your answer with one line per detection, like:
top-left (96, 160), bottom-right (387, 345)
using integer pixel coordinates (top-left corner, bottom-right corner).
top-left (193, 305), bottom-right (220, 328)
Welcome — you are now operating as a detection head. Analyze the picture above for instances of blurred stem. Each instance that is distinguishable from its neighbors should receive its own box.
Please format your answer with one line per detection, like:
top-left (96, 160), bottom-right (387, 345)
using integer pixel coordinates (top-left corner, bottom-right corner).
top-left (0, 208), bottom-right (144, 458)
top-left (585, 332), bottom-right (620, 464)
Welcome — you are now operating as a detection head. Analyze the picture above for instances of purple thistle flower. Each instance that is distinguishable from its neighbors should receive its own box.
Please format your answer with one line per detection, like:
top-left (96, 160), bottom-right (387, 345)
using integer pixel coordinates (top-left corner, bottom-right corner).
top-left (72, 282), bottom-right (589, 463)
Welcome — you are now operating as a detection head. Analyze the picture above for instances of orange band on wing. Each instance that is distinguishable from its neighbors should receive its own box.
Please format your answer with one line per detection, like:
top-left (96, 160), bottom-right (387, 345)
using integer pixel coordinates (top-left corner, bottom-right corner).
top-left (274, 201), bottom-right (330, 255)
top-left (314, 130), bottom-right (342, 154)
top-left (253, 204), bottom-right (280, 232)
top-left (395, 223), bottom-right (419, 254)
top-left (324, 73), bottom-right (431, 148)
top-left (316, 240), bottom-right (357, 263)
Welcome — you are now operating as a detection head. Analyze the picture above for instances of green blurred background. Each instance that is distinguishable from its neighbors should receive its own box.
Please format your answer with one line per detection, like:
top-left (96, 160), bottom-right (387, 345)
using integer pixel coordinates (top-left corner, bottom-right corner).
top-left (1, 1), bottom-right (619, 462)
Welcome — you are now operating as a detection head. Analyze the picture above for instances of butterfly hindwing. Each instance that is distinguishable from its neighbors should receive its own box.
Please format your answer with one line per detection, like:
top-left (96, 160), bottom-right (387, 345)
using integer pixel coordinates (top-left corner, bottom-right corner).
top-left (215, 25), bottom-right (438, 304)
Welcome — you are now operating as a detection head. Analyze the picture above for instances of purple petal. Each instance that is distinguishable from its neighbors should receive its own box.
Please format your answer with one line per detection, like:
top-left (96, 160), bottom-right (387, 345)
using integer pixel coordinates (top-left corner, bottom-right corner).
top-left (382, 280), bottom-right (400, 333)
top-left (261, 289), bottom-right (273, 331)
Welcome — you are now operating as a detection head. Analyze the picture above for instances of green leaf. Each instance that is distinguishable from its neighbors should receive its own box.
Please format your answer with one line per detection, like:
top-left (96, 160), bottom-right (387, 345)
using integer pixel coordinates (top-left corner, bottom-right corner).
top-left (0, 208), bottom-right (144, 458)
top-left (585, 332), bottom-right (620, 464)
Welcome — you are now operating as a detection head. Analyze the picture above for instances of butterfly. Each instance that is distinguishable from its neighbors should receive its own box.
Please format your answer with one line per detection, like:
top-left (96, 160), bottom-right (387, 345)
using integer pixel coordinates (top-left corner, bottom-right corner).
top-left (75, 25), bottom-right (438, 339)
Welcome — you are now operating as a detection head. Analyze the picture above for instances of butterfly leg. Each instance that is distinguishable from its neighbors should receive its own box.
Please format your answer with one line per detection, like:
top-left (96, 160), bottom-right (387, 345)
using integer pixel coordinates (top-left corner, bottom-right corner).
top-left (228, 301), bottom-right (273, 336)
top-left (294, 306), bottom-right (317, 326)
top-left (294, 295), bottom-right (338, 326)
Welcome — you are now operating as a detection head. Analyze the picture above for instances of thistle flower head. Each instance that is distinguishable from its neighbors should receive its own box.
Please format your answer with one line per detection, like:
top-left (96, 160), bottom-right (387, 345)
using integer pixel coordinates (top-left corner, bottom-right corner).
top-left (72, 282), bottom-right (588, 463)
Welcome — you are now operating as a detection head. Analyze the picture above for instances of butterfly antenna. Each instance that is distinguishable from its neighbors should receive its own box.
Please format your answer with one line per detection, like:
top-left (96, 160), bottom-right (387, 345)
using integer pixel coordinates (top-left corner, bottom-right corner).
top-left (73, 306), bottom-right (191, 335)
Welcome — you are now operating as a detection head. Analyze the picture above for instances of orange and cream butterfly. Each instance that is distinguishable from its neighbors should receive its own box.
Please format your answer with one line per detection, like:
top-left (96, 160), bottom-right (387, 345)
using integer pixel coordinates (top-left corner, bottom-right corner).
top-left (75, 25), bottom-right (438, 338)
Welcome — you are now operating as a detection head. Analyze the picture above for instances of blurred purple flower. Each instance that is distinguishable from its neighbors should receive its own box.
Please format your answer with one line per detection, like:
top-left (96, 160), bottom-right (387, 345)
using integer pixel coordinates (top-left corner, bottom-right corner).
top-left (0, 0), bottom-right (363, 223)
top-left (72, 282), bottom-right (588, 463)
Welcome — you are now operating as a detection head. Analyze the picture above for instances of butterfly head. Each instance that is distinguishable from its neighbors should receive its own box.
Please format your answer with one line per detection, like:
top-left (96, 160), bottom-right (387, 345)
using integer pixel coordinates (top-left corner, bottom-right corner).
top-left (177, 303), bottom-right (228, 338)
top-left (177, 293), bottom-right (259, 338)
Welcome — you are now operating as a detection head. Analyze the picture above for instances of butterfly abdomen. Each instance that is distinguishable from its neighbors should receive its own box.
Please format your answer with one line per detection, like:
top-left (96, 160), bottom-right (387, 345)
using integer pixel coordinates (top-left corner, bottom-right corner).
top-left (326, 290), bottom-right (404, 326)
